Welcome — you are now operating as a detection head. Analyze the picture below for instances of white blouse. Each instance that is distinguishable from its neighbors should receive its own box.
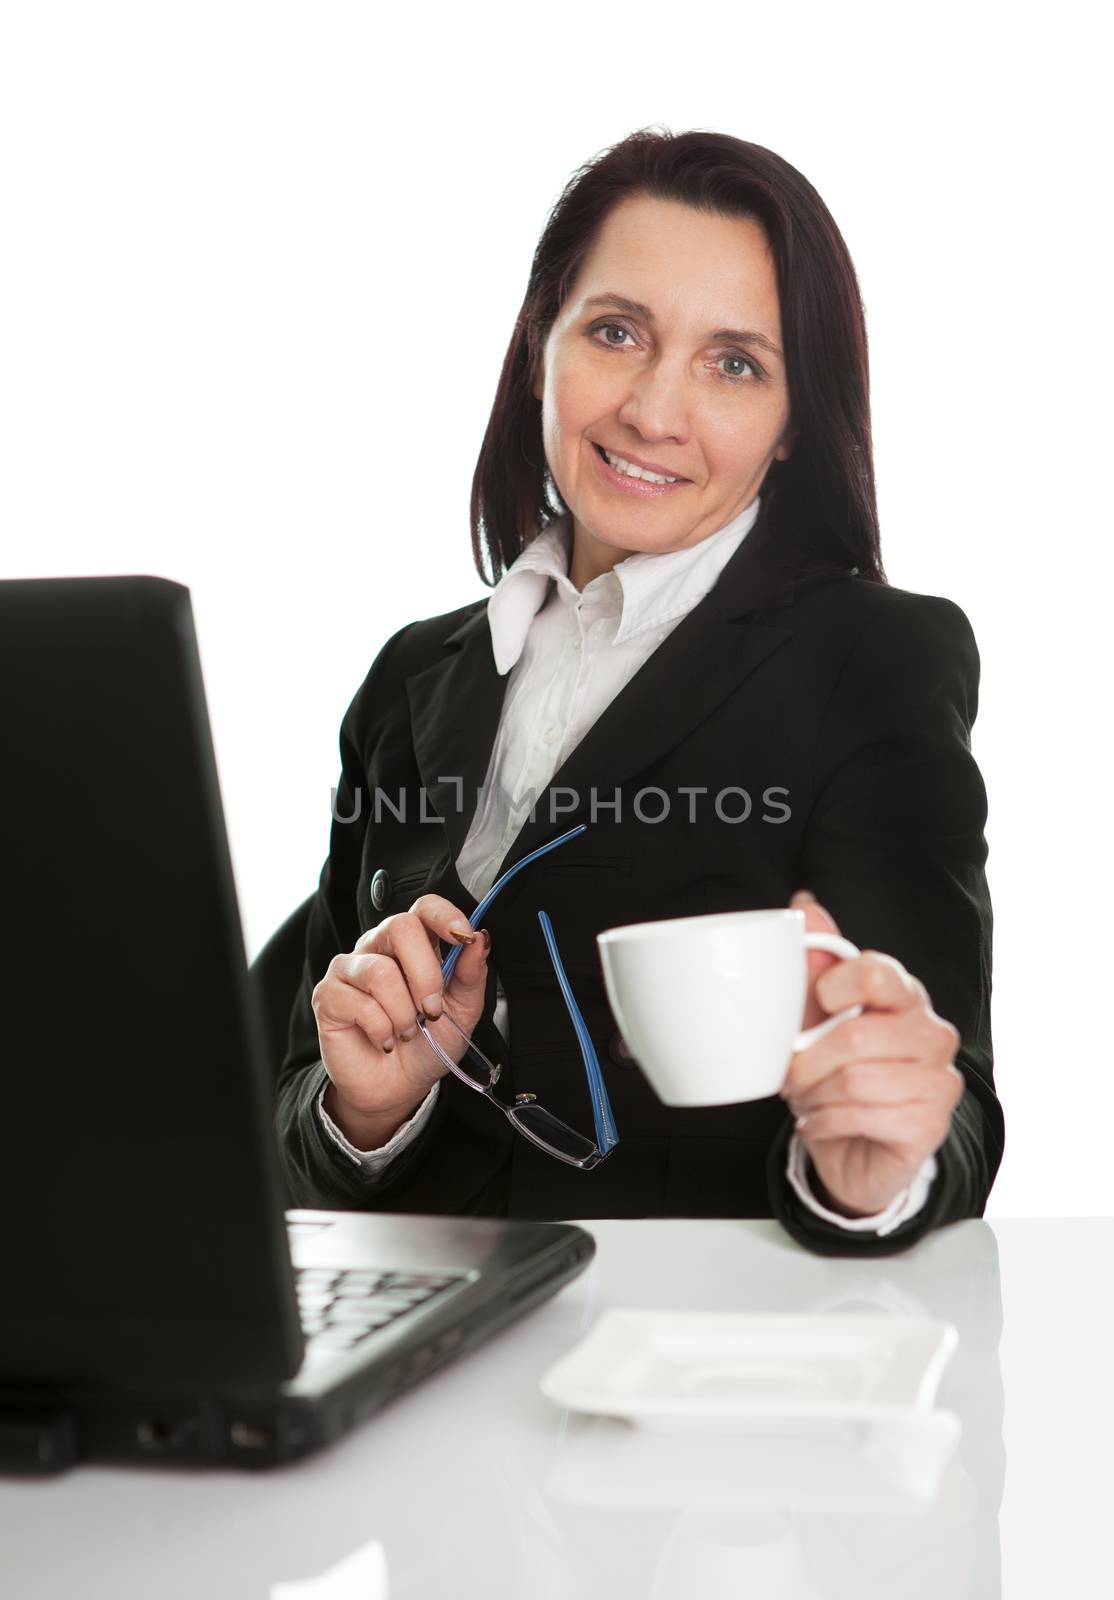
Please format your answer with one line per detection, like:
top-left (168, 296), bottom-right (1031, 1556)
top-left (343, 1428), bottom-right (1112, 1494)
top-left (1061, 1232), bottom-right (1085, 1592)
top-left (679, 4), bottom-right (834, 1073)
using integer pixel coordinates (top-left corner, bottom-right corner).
top-left (318, 495), bottom-right (937, 1236)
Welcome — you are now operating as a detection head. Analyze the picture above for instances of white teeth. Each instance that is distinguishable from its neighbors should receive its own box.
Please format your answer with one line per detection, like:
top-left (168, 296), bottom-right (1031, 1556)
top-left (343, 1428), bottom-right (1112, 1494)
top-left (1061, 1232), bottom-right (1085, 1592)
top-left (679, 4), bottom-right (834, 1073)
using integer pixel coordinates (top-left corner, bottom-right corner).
top-left (602, 448), bottom-right (679, 484)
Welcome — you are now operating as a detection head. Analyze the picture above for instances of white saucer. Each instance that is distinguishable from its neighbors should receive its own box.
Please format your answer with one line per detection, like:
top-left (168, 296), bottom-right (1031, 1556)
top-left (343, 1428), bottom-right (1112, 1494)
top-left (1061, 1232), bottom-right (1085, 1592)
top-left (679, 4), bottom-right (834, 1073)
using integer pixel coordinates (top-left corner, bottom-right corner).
top-left (540, 1310), bottom-right (958, 1432)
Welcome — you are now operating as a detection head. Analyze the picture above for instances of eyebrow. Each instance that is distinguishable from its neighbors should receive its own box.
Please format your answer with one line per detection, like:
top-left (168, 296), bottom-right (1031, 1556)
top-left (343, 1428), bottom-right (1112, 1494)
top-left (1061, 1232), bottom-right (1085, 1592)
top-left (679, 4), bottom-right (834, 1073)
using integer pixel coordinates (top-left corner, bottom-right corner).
top-left (581, 292), bottom-right (785, 361)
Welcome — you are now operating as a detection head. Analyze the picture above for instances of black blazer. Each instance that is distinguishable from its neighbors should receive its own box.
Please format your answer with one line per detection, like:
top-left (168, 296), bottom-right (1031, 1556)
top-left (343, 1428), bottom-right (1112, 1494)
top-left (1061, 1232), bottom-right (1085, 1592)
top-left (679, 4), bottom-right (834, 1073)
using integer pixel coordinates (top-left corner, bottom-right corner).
top-left (275, 527), bottom-right (1003, 1256)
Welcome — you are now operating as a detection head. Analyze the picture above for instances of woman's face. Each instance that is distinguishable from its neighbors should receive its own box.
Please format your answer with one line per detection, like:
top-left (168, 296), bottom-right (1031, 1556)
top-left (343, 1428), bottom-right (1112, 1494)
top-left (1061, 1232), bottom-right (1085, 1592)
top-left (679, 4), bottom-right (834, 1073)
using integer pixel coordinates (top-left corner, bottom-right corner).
top-left (534, 194), bottom-right (794, 584)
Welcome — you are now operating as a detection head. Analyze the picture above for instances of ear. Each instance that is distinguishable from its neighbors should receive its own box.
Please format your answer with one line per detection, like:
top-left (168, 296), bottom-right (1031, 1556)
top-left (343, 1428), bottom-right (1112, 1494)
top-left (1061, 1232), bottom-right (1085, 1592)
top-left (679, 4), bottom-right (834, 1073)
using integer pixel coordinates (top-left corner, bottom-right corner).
top-left (774, 425), bottom-right (796, 463)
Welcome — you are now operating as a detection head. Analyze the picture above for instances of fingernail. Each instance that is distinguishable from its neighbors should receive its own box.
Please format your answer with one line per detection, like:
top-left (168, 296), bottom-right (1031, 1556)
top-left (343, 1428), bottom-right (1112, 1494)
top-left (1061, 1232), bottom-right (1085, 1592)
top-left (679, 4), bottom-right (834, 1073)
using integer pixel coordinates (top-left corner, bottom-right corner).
top-left (795, 1114), bottom-right (810, 1130)
top-left (479, 927), bottom-right (492, 953)
top-left (449, 918), bottom-right (476, 943)
top-left (381, 1036), bottom-right (395, 1054)
top-left (790, 889), bottom-right (816, 907)
top-left (399, 1024), bottom-right (418, 1041)
top-left (421, 991), bottom-right (443, 1018)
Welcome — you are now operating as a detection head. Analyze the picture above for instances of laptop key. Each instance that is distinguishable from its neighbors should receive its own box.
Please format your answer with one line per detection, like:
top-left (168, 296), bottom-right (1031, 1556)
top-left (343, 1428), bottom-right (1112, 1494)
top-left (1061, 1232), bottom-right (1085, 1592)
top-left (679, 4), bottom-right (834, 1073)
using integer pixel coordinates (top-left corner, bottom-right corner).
top-left (327, 1304), bottom-right (399, 1328)
top-left (356, 1292), bottom-right (428, 1311)
top-left (345, 1325), bottom-right (399, 1348)
top-left (332, 1292), bottom-right (424, 1314)
top-left (309, 1330), bottom-right (365, 1352)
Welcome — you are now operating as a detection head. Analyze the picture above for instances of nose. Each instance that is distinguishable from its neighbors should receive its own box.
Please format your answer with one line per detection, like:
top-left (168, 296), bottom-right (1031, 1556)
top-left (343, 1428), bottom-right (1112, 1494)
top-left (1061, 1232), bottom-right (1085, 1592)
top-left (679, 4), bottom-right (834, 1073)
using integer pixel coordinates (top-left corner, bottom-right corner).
top-left (615, 354), bottom-right (692, 446)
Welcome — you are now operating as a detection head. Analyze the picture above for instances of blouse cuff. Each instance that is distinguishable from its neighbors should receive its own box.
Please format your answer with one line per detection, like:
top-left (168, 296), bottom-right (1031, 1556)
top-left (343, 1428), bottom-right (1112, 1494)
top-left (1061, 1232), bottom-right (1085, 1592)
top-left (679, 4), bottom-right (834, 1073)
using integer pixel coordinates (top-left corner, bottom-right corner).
top-left (317, 1079), bottom-right (441, 1176)
top-left (786, 1132), bottom-right (938, 1236)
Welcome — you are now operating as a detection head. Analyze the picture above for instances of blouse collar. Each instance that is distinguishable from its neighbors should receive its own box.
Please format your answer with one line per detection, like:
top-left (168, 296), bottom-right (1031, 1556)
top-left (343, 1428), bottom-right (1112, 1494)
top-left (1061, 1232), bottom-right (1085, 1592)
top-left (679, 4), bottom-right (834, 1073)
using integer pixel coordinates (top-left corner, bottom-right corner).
top-left (486, 494), bottom-right (762, 676)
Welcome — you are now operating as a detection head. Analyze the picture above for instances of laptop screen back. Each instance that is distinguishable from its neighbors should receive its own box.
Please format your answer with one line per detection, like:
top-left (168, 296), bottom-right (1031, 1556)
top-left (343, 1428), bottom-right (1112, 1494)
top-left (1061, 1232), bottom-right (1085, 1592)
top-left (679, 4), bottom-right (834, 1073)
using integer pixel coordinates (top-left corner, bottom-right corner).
top-left (0, 576), bottom-right (303, 1387)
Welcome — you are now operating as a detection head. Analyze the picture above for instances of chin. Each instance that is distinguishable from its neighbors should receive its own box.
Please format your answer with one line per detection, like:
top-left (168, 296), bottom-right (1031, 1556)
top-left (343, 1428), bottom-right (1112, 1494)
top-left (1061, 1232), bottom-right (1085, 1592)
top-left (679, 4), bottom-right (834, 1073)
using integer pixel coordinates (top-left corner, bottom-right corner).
top-left (583, 523), bottom-right (680, 557)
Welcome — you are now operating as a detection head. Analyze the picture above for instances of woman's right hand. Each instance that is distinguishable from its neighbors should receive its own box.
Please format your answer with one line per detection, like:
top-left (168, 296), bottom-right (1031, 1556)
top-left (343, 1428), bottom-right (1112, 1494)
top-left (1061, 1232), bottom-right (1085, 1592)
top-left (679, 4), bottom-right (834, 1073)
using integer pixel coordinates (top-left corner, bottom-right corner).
top-left (311, 896), bottom-right (490, 1140)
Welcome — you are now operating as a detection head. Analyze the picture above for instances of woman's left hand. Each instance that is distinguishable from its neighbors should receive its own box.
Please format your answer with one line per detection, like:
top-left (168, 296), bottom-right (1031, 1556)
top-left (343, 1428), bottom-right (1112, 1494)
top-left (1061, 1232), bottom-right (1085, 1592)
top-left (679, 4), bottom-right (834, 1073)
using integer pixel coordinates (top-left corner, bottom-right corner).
top-left (780, 890), bottom-right (965, 1218)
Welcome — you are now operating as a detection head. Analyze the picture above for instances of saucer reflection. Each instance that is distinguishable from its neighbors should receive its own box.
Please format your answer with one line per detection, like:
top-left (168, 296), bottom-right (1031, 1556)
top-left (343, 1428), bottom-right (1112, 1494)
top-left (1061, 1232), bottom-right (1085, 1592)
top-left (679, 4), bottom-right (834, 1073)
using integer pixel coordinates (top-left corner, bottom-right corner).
top-left (545, 1409), bottom-right (962, 1513)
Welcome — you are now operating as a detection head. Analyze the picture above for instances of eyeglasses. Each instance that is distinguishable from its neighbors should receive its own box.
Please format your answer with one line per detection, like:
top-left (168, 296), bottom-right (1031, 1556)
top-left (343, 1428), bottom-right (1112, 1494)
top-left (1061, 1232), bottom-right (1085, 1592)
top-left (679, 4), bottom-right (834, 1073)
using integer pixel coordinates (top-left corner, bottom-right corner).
top-left (415, 822), bottom-right (619, 1169)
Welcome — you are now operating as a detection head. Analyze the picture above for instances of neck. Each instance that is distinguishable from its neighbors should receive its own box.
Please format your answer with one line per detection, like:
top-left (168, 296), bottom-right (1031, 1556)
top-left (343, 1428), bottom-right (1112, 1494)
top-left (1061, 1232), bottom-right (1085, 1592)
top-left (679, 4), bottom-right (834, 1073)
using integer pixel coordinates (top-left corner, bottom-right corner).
top-left (567, 525), bottom-right (629, 591)
top-left (567, 498), bottom-right (760, 592)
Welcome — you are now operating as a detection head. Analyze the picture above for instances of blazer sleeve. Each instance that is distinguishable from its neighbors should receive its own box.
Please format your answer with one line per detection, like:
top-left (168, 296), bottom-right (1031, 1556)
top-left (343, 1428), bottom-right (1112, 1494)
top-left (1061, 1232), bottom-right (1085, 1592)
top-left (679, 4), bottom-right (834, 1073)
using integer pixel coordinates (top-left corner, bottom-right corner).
top-left (766, 588), bottom-right (1003, 1256)
top-left (276, 624), bottom-right (518, 1209)
top-left (272, 624), bottom-right (453, 1208)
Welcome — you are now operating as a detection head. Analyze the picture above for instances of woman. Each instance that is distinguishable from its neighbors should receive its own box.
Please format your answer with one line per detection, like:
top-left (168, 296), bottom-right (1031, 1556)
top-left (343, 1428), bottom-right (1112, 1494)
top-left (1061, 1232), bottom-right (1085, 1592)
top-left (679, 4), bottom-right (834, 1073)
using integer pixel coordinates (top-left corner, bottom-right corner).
top-left (275, 128), bottom-right (1003, 1255)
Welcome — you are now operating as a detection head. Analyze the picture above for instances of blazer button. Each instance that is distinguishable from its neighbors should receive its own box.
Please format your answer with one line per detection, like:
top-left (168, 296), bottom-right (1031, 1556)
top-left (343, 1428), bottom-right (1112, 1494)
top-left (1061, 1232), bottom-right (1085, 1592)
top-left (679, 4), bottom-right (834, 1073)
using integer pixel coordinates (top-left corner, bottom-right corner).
top-left (370, 868), bottom-right (392, 912)
top-left (607, 1029), bottom-right (637, 1069)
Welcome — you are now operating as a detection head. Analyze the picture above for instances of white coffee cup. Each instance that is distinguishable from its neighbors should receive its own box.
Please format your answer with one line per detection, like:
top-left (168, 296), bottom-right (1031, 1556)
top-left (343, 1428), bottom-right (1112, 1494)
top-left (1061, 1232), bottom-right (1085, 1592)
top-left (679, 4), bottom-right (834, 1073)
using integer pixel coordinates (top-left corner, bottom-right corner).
top-left (596, 908), bottom-right (862, 1107)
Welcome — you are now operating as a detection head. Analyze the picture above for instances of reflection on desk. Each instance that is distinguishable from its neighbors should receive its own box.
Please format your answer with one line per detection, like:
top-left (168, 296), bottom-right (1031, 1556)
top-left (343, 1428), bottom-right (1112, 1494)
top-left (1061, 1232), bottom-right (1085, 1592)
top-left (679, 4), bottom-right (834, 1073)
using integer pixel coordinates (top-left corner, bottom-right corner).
top-left (3, 1218), bottom-right (1107, 1599)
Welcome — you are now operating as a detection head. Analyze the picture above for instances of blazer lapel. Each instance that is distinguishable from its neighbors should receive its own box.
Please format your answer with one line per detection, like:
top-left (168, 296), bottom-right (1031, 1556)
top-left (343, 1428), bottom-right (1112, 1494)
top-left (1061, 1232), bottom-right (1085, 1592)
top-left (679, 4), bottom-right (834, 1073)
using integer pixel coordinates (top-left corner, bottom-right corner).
top-left (405, 603), bottom-right (508, 879)
top-left (406, 520), bottom-right (805, 894)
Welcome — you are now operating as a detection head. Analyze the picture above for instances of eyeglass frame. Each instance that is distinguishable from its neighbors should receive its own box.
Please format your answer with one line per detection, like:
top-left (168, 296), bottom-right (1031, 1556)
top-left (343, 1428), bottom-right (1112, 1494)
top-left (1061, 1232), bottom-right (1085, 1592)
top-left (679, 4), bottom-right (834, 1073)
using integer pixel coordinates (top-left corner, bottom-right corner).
top-left (414, 821), bottom-right (619, 1169)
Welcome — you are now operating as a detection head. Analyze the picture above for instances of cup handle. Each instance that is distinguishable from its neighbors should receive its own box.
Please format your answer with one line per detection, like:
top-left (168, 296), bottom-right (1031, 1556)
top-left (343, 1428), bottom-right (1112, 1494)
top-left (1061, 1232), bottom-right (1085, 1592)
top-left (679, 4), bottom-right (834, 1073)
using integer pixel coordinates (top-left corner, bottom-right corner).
top-left (792, 932), bottom-right (863, 1053)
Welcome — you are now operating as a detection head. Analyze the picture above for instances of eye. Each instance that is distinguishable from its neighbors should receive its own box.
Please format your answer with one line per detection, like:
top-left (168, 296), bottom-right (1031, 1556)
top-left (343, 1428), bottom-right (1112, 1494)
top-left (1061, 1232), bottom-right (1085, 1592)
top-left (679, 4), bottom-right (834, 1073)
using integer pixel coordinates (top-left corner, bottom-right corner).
top-left (717, 351), bottom-right (762, 383)
top-left (591, 321), bottom-right (635, 348)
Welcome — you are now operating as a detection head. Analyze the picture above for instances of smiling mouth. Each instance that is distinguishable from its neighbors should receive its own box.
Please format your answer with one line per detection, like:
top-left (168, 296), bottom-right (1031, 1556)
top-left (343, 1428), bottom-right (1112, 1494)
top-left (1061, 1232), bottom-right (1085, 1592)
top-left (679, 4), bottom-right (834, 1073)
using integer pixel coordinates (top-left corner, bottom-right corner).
top-left (591, 441), bottom-right (689, 485)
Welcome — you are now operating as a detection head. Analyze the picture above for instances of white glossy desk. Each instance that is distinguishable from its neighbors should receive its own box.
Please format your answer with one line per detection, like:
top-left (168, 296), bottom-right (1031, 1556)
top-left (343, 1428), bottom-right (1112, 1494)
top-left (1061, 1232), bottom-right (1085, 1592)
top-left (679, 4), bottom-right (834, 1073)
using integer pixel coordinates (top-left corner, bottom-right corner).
top-left (1, 1218), bottom-right (1109, 1598)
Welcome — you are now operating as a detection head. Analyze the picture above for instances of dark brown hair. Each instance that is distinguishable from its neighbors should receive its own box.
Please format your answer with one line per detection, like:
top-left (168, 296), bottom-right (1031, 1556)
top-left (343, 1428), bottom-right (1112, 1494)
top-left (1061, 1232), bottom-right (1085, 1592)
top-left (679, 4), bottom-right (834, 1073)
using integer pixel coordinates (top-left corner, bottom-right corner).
top-left (470, 125), bottom-right (885, 590)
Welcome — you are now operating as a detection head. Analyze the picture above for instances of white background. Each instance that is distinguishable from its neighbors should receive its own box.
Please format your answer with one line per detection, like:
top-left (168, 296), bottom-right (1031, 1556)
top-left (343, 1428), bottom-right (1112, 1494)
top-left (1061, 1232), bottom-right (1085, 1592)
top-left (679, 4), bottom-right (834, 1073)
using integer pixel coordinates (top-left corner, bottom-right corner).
top-left (2, 2), bottom-right (1108, 1217)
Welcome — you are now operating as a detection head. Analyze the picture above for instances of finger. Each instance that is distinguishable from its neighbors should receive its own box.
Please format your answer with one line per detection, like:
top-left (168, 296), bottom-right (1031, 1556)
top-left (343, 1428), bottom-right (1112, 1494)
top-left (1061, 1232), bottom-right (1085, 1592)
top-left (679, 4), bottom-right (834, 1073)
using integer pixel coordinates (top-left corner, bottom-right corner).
top-left (795, 1099), bottom-right (955, 1152)
top-left (791, 894), bottom-right (844, 1028)
top-left (814, 949), bottom-right (925, 1018)
top-left (445, 927), bottom-right (491, 1002)
top-left (362, 912), bottom-right (445, 957)
top-left (788, 1060), bottom-right (963, 1114)
top-left (358, 895), bottom-right (478, 958)
top-left (332, 950), bottom-right (425, 1040)
top-left (784, 1008), bottom-right (943, 1098)
top-left (312, 969), bottom-right (398, 1055)
top-left (363, 905), bottom-right (477, 1020)
top-left (790, 889), bottom-right (842, 938)
top-left (407, 894), bottom-right (480, 950)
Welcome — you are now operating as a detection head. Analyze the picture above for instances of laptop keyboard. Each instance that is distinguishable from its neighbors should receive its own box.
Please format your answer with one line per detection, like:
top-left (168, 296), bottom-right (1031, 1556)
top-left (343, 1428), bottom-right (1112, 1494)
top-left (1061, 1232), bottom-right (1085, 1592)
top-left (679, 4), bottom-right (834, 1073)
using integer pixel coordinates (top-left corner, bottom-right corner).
top-left (294, 1266), bottom-right (466, 1354)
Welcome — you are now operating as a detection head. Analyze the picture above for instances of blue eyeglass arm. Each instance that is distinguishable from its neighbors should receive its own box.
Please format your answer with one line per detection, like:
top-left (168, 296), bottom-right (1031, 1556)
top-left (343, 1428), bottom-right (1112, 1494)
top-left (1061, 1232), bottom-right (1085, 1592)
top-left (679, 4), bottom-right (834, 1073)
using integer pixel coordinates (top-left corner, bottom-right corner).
top-left (436, 819), bottom-right (619, 1157)
top-left (536, 909), bottom-right (620, 1155)
top-left (439, 822), bottom-right (588, 984)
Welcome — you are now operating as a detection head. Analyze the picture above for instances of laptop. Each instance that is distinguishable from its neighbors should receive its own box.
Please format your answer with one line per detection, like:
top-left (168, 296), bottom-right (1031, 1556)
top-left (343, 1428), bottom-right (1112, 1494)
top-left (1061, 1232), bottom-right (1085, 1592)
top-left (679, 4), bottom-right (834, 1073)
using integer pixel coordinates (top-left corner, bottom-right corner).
top-left (0, 575), bottom-right (594, 1474)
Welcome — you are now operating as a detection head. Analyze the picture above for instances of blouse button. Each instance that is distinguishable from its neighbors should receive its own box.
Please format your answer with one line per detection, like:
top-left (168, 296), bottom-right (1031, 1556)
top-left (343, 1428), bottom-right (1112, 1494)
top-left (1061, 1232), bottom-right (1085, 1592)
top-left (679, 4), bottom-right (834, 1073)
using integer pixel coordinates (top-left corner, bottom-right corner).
top-left (607, 1029), bottom-right (637, 1069)
top-left (370, 868), bottom-right (392, 912)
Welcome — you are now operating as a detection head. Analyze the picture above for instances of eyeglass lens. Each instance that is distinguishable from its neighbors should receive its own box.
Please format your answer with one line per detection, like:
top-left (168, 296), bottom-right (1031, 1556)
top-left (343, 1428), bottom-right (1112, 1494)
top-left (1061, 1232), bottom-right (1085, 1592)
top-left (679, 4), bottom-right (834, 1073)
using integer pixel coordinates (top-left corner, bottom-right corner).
top-left (509, 1100), bottom-right (601, 1162)
top-left (423, 1022), bottom-right (603, 1165)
